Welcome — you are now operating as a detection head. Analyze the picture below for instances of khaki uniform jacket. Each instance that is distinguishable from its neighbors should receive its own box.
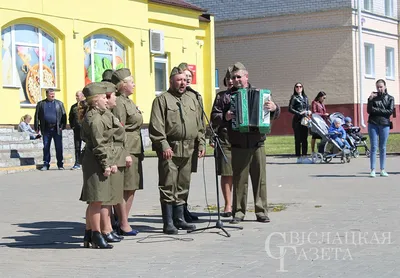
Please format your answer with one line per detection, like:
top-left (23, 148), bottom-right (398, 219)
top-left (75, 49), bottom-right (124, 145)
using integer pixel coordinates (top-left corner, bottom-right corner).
top-left (112, 94), bottom-right (143, 155)
top-left (149, 89), bottom-right (203, 158)
top-left (80, 108), bottom-right (113, 202)
top-left (104, 110), bottom-right (129, 167)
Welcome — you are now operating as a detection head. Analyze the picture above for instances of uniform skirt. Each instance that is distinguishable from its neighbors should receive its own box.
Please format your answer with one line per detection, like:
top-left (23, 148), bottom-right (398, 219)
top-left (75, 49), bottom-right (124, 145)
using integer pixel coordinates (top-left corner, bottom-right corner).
top-left (80, 150), bottom-right (111, 202)
top-left (103, 167), bottom-right (124, 205)
top-left (124, 154), bottom-right (143, 190)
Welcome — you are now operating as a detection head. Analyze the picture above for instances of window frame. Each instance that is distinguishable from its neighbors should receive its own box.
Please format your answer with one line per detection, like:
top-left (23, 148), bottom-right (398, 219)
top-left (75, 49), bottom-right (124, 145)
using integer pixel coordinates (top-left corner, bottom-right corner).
top-left (385, 0), bottom-right (393, 17)
top-left (84, 34), bottom-right (126, 82)
top-left (154, 55), bottom-right (169, 96)
top-left (385, 47), bottom-right (395, 80)
top-left (364, 43), bottom-right (375, 78)
top-left (2, 25), bottom-right (57, 90)
top-left (364, 0), bottom-right (373, 11)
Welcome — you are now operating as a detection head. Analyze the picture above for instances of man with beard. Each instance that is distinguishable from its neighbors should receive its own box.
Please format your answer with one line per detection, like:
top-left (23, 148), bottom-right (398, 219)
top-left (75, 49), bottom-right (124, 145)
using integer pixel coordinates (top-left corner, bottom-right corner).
top-left (149, 67), bottom-right (205, 234)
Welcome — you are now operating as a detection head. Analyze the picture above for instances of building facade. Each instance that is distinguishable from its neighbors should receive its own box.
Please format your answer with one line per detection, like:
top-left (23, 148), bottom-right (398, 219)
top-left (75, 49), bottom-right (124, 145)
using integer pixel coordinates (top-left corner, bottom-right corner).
top-left (0, 0), bottom-right (216, 128)
top-left (187, 0), bottom-right (399, 134)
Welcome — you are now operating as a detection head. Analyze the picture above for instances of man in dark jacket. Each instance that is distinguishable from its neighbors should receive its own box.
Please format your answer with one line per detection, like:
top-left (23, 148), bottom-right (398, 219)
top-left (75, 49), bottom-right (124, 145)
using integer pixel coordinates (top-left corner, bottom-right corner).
top-left (34, 89), bottom-right (67, 170)
top-left (224, 62), bottom-right (280, 224)
top-left (68, 90), bottom-right (85, 170)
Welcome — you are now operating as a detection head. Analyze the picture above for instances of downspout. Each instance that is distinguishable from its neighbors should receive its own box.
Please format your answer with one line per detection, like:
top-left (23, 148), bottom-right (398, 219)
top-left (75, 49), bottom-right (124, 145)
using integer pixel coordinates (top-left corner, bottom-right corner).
top-left (358, 0), bottom-right (366, 127)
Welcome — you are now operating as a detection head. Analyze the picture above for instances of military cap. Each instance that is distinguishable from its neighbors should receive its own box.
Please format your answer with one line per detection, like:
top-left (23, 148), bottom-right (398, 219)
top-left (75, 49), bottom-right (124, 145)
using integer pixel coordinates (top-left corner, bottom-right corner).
top-left (170, 67), bottom-right (184, 78)
top-left (178, 62), bottom-right (189, 71)
top-left (223, 66), bottom-right (233, 87)
top-left (82, 82), bottom-right (107, 98)
top-left (102, 69), bottom-right (114, 82)
top-left (231, 62), bottom-right (246, 72)
top-left (100, 81), bottom-right (117, 93)
top-left (111, 68), bottom-right (131, 85)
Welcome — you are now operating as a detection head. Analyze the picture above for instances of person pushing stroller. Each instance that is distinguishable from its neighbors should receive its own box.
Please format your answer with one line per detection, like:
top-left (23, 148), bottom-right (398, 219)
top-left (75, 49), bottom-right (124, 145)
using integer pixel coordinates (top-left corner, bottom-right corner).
top-left (329, 118), bottom-right (351, 149)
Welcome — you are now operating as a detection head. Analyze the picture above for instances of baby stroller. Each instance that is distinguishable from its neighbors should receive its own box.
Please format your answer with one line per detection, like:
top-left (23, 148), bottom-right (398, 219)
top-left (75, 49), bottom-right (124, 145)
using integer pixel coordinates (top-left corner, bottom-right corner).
top-left (309, 113), bottom-right (351, 164)
top-left (329, 113), bottom-right (370, 158)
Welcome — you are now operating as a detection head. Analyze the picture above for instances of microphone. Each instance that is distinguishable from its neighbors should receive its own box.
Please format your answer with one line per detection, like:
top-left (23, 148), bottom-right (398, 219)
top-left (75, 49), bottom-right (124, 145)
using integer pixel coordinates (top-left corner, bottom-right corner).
top-left (186, 86), bottom-right (200, 97)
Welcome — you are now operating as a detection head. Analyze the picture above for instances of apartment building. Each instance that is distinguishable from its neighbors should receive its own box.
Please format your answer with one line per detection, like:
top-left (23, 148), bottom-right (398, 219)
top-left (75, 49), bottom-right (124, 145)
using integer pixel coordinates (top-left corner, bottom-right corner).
top-left (187, 0), bottom-right (399, 134)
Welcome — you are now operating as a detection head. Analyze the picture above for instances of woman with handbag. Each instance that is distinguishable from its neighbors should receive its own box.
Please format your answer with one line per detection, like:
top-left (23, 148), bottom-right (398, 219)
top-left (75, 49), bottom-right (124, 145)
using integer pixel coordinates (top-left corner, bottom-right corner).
top-left (289, 82), bottom-right (311, 163)
top-left (367, 79), bottom-right (394, 177)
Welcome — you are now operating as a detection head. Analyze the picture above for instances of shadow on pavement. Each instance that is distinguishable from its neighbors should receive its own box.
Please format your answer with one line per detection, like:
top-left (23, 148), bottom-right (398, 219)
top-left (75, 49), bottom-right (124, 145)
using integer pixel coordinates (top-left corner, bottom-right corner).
top-left (0, 221), bottom-right (84, 249)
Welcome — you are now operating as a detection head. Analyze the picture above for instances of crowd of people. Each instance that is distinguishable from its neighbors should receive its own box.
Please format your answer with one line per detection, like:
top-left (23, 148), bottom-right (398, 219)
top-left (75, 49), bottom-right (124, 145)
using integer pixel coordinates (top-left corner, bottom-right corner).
top-left (287, 79), bottom-right (394, 177)
top-left (17, 61), bottom-right (394, 249)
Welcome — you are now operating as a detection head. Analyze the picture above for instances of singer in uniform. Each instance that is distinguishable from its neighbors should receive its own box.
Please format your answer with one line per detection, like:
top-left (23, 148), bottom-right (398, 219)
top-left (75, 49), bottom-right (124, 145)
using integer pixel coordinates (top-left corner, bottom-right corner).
top-left (224, 62), bottom-right (280, 224)
top-left (149, 67), bottom-right (205, 234)
top-left (177, 62), bottom-right (206, 222)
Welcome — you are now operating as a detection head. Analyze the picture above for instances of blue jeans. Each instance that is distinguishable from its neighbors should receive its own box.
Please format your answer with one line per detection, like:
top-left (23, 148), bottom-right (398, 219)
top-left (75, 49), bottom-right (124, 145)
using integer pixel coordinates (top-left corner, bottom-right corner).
top-left (333, 137), bottom-right (351, 149)
top-left (368, 123), bottom-right (390, 171)
top-left (43, 127), bottom-right (64, 167)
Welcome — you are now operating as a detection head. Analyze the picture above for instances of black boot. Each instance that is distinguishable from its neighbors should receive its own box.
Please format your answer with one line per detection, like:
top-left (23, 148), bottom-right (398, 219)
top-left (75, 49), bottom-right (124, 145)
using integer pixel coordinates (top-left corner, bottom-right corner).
top-left (83, 229), bottom-right (92, 248)
top-left (161, 203), bottom-right (178, 234)
top-left (91, 231), bottom-right (113, 249)
top-left (102, 232), bottom-right (122, 243)
top-left (185, 204), bottom-right (199, 221)
top-left (111, 231), bottom-right (124, 240)
top-left (173, 205), bottom-right (196, 231)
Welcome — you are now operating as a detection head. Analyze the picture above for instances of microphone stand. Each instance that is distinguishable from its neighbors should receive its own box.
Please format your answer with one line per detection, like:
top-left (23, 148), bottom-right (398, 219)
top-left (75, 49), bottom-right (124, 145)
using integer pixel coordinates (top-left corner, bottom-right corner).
top-left (186, 88), bottom-right (243, 237)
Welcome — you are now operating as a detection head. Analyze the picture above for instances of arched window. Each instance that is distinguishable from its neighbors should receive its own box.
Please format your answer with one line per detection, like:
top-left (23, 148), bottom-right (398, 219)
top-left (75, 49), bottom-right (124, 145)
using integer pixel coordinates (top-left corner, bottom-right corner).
top-left (1, 24), bottom-right (57, 106)
top-left (84, 34), bottom-right (126, 84)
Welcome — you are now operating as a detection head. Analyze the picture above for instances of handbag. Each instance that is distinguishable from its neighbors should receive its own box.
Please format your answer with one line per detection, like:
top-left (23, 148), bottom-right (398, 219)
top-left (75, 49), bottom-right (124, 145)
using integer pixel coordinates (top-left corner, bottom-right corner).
top-left (301, 116), bottom-right (310, 127)
top-left (390, 121), bottom-right (393, 130)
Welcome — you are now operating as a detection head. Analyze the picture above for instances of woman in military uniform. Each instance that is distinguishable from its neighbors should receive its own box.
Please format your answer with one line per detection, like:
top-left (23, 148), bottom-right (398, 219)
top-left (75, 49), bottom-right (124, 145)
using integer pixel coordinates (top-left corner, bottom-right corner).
top-left (111, 68), bottom-right (144, 236)
top-left (98, 81), bottom-right (132, 243)
top-left (79, 82), bottom-right (118, 249)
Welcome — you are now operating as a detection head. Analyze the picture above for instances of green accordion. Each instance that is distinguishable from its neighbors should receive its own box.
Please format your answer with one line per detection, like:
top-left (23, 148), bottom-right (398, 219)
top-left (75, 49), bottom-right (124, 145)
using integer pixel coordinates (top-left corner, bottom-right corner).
top-left (230, 88), bottom-right (271, 134)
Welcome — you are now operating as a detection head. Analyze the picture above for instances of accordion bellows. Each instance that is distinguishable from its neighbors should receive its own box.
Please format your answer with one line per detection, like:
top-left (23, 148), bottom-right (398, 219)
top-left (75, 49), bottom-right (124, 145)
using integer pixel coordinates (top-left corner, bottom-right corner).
top-left (230, 88), bottom-right (271, 134)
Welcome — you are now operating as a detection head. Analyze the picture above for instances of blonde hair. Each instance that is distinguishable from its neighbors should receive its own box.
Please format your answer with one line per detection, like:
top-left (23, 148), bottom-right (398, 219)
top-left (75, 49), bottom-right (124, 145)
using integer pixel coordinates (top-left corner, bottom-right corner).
top-left (20, 114), bottom-right (31, 122)
top-left (116, 76), bottom-right (133, 95)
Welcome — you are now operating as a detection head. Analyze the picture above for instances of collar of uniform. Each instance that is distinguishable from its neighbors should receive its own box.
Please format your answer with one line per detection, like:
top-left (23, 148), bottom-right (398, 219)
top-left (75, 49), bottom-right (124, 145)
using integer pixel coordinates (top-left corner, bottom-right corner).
top-left (168, 88), bottom-right (184, 98)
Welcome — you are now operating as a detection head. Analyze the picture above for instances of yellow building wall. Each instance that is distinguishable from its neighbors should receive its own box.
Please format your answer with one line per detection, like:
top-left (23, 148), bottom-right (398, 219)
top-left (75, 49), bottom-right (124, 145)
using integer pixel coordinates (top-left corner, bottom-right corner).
top-left (0, 0), bottom-right (215, 124)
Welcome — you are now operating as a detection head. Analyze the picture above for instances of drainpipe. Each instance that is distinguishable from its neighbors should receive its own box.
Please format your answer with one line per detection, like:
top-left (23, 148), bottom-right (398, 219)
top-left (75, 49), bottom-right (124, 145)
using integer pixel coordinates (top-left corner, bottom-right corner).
top-left (358, 0), bottom-right (366, 127)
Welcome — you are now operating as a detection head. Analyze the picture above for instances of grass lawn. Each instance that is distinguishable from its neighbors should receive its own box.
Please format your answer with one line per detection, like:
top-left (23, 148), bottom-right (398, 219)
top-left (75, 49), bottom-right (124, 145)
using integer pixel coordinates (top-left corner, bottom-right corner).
top-left (144, 133), bottom-right (400, 157)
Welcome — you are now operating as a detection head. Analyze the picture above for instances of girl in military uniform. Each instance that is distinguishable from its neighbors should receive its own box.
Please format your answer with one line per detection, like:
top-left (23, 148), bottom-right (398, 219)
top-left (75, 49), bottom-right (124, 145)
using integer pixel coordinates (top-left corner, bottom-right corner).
top-left (79, 82), bottom-right (118, 249)
top-left (97, 81), bottom-right (133, 243)
top-left (111, 68), bottom-right (144, 236)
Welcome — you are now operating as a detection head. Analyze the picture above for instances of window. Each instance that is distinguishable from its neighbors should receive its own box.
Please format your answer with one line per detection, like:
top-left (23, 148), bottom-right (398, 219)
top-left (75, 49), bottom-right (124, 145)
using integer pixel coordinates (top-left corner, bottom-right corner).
top-left (154, 55), bottom-right (168, 95)
top-left (364, 0), bottom-right (372, 11)
top-left (1, 24), bottom-right (57, 106)
top-left (385, 0), bottom-right (393, 17)
top-left (84, 35), bottom-right (126, 84)
top-left (386, 47), bottom-right (395, 79)
top-left (364, 43), bottom-right (375, 77)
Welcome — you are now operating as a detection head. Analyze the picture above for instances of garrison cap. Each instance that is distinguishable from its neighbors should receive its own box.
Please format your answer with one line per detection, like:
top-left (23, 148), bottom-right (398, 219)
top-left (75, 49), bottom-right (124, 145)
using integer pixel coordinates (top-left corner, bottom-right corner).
top-left (223, 66), bottom-right (233, 87)
top-left (82, 82), bottom-right (107, 98)
top-left (169, 67), bottom-right (184, 78)
top-left (111, 68), bottom-right (131, 85)
top-left (100, 81), bottom-right (117, 93)
top-left (178, 62), bottom-right (189, 71)
top-left (231, 62), bottom-right (246, 72)
top-left (102, 69), bottom-right (114, 82)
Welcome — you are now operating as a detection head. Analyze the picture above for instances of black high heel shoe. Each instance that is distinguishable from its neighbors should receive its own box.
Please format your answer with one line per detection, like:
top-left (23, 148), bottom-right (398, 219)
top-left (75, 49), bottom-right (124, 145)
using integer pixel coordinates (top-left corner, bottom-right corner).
top-left (83, 229), bottom-right (92, 248)
top-left (91, 231), bottom-right (113, 249)
top-left (102, 232), bottom-right (121, 243)
top-left (111, 231), bottom-right (124, 240)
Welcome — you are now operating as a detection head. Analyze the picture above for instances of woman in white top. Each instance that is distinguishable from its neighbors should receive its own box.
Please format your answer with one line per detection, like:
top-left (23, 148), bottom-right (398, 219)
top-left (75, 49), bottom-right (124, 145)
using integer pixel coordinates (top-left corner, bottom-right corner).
top-left (18, 114), bottom-right (41, 140)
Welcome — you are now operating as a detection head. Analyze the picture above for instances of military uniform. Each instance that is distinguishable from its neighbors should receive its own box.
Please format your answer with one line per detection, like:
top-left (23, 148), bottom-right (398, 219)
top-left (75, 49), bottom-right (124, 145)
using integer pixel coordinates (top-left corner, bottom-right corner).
top-left (150, 89), bottom-right (201, 204)
top-left (226, 62), bottom-right (281, 223)
top-left (79, 84), bottom-right (113, 203)
top-left (111, 69), bottom-right (144, 191)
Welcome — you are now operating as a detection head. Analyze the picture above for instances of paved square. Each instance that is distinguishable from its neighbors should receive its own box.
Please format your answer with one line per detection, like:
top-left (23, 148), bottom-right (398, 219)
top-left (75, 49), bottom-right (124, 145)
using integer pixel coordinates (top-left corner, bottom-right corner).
top-left (0, 155), bottom-right (399, 277)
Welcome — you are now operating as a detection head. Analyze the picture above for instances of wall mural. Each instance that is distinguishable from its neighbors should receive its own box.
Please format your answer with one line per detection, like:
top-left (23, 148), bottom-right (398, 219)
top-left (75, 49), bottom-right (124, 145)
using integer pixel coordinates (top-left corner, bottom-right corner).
top-left (84, 34), bottom-right (125, 84)
top-left (1, 24), bottom-right (56, 106)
